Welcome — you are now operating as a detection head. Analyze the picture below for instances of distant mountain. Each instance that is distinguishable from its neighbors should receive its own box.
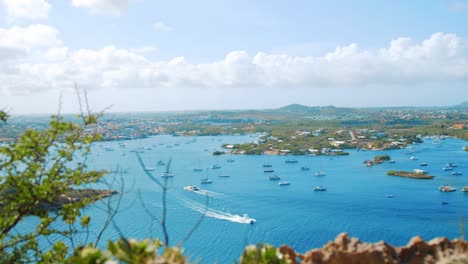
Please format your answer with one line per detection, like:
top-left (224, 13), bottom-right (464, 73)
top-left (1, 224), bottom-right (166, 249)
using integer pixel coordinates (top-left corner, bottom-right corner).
top-left (277, 104), bottom-right (320, 113)
top-left (276, 104), bottom-right (356, 115)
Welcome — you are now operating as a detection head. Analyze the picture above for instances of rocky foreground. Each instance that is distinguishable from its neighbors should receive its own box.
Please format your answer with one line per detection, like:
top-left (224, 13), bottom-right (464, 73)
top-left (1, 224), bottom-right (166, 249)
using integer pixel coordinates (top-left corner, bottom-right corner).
top-left (275, 233), bottom-right (468, 264)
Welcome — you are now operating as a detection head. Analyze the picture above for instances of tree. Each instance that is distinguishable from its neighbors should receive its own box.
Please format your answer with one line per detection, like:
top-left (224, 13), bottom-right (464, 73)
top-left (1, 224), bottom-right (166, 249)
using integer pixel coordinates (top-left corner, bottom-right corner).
top-left (0, 109), bottom-right (107, 263)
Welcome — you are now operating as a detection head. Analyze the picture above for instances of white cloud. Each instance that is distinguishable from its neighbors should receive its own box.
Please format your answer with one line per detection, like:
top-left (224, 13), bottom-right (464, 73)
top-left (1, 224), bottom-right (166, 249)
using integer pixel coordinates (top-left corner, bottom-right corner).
top-left (1, 31), bottom-right (468, 97)
top-left (0, 24), bottom-right (61, 50)
top-left (2, 0), bottom-right (51, 21)
top-left (153, 21), bottom-right (174, 32)
top-left (71, 0), bottom-right (131, 15)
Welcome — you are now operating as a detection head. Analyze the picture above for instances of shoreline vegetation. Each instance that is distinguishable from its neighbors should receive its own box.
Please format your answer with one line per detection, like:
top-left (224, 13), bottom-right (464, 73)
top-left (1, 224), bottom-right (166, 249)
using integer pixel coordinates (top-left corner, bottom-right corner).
top-left (0, 188), bottom-right (117, 213)
top-left (1, 105), bottom-right (467, 154)
top-left (386, 170), bottom-right (435, 179)
top-left (41, 188), bottom-right (118, 211)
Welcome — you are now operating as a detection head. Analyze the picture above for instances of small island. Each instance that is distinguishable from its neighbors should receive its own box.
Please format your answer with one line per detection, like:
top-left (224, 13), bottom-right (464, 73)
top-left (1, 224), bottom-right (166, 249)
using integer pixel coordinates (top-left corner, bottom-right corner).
top-left (387, 170), bottom-right (434, 179)
top-left (374, 155), bottom-right (391, 164)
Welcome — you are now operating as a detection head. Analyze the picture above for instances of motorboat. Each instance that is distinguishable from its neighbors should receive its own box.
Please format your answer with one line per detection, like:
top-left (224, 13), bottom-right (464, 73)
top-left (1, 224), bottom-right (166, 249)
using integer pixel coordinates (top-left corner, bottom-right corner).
top-left (439, 185), bottom-right (456, 192)
top-left (144, 167), bottom-right (155, 171)
top-left (447, 163), bottom-right (458, 167)
top-left (386, 194), bottom-right (395, 198)
top-left (242, 214), bottom-right (256, 224)
top-left (410, 156), bottom-right (418, 160)
top-left (314, 171), bottom-right (326, 176)
top-left (278, 181), bottom-right (291, 186)
top-left (264, 169), bottom-right (274, 173)
top-left (452, 171), bottom-right (463, 176)
top-left (184, 185), bottom-right (200, 192)
top-left (420, 163), bottom-right (428, 166)
top-left (442, 167), bottom-right (453, 171)
top-left (269, 175), bottom-right (280, 181)
top-left (200, 178), bottom-right (212, 184)
top-left (161, 172), bottom-right (174, 177)
top-left (462, 186), bottom-right (468, 192)
top-left (314, 186), bottom-right (326, 191)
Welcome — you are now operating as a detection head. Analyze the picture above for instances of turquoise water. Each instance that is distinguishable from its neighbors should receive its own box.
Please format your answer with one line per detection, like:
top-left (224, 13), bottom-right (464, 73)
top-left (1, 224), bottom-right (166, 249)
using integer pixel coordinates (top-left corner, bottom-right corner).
top-left (49, 136), bottom-right (468, 263)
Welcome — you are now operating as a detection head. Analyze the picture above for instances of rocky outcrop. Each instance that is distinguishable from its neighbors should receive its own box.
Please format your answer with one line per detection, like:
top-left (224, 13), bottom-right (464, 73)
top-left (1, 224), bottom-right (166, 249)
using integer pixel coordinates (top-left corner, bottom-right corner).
top-left (37, 188), bottom-right (118, 211)
top-left (278, 233), bottom-right (468, 264)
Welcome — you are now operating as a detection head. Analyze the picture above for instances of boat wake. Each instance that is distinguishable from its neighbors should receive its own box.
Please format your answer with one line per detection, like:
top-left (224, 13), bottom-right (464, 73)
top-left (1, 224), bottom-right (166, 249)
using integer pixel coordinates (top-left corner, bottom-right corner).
top-left (191, 189), bottom-right (225, 199)
top-left (181, 198), bottom-right (256, 224)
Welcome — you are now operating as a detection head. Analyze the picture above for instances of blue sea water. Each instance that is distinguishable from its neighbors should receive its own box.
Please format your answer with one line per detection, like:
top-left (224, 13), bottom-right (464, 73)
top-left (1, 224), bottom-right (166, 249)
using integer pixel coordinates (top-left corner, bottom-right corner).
top-left (42, 136), bottom-right (468, 263)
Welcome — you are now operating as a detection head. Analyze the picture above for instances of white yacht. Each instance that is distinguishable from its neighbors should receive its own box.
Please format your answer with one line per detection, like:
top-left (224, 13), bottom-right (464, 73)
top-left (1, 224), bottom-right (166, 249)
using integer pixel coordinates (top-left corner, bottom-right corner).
top-left (201, 178), bottom-right (212, 184)
top-left (269, 175), bottom-right (280, 181)
top-left (314, 171), bottom-right (326, 176)
top-left (242, 214), bottom-right (256, 224)
top-left (314, 186), bottom-right (326, 191)
top-left (161, 172), bottom-right (174, 177)
top-left (439, 185), bottom-right (456, 192)
top-left (184, 185), bottom-right (200, 192)
top-left (278, 181), bottom-right (291, 186)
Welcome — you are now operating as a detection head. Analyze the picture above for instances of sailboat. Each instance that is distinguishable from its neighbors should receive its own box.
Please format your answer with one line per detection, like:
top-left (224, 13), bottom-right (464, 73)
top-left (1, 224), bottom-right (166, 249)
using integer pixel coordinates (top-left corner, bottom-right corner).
top-left (314, 171), bottom-right (326, 176)
top-left (161, 158), bottom-right (174, 177)
top-left (263, 156), bottom-right (272, 167)
top-left (201, 169), bottom-right (213, 184)
top-left (315, 159), bottom-right (326, 176)
top-left (218, 162), bottom-right (230, 177)
top-left (211, 160), bottom-right (221, 169)
top-left (226, 155), bottom-right (235, 163)
top-left (193, 161), bottom-right (203, 171)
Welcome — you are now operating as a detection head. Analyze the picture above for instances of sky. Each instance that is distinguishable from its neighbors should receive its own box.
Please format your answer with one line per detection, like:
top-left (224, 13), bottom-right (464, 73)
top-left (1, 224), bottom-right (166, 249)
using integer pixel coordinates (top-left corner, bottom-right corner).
top-left (0, 0), bottom-right (468, 114)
